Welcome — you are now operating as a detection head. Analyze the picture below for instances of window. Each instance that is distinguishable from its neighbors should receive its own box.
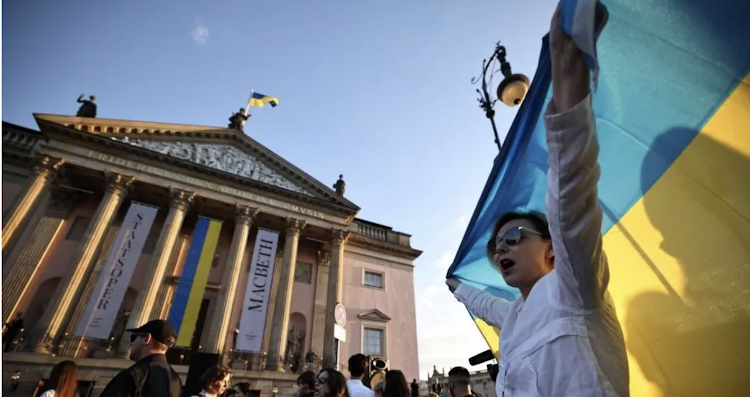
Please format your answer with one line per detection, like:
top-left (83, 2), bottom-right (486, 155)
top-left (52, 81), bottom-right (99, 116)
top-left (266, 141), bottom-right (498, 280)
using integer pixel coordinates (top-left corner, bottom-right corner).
top-left (65, 216), bottom-right (91, 241)
top-left (295, 262), bottom-right (313, 284)
top-left (364, 271), bottom-right (384, 289)
top-left (363, 327), bottom-right (384, 356)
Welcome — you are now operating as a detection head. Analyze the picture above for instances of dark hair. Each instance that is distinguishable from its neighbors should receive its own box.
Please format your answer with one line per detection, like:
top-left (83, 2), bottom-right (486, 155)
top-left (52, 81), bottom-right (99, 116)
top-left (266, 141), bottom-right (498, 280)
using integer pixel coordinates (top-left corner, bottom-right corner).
top-left (233, 382), bottom-right (252, 395)
top-left (200, 365), bottom-right (232, 392)
top-left (348, 354), bottom-right (368, 378)
top-left (383, 370), bottom-right (410, 397)
top-left (448, 367), bottom-right (471, 386)
top-left (297, 371), bottom-right (316, 388)
top-left (486, 211), bottom-right (552, 262)
top-left (319, 369), bottom-right (348, 397)
top-left (46, 360), bottom-right (79, 397)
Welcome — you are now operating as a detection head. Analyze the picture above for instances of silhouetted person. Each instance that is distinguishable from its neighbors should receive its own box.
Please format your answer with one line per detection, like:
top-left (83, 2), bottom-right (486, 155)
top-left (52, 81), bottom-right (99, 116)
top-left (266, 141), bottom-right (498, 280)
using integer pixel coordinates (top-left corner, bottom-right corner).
top-left (76, 94), bottom-right (97, 117)
top-left (446, 368), bottom-right (471, 397)
top-left (383, 370), bottom-right (410, 397)
top-left (100, 320), bottom-right (182, 397)
top-left (297, 371), bottom-right (316, 397)
top-left (3, 312), bottom-right (23, 352)
top-left (229, 108), bottom-right (250, 131)
top-left (410, 379), bottom-right (419, 397)
top-left (38, 360), bottom-right (79, 397)
top-left (333, 175), bottom-right (346, 196)
top-left (347, 354), bottom-right (374, 397)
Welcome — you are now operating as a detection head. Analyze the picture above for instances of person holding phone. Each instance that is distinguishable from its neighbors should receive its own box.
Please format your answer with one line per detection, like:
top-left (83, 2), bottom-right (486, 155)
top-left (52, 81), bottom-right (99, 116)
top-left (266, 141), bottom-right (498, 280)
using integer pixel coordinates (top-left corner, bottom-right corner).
top-left (446, 6), bottom-right (628, 396)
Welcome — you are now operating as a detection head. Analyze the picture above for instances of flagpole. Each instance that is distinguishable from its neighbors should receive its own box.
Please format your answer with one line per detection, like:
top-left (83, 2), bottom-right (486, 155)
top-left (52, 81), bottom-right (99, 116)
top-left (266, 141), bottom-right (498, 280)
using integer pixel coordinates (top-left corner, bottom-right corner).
top-left (245, 89), bottom-right (254, 115)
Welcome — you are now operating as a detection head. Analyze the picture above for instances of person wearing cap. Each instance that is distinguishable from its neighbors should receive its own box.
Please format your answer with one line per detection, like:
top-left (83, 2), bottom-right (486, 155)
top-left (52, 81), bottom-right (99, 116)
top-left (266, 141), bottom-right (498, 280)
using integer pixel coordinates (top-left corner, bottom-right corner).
top-left (99, 320), bottom-right (182, 397)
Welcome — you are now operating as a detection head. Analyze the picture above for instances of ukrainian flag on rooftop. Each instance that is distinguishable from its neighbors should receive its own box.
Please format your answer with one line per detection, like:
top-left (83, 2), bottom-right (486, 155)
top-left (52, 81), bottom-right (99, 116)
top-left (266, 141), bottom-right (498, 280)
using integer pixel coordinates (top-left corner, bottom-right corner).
top-left (447, 0), bottom-right (750, 396)
top-left (249, 92), bottom-right (279, 108)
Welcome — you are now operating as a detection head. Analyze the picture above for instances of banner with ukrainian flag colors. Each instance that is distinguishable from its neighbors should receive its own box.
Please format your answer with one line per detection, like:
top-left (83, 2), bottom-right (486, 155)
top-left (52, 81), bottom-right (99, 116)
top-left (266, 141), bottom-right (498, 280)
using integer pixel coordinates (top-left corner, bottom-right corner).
top-left (168, 216), bottom-right (223, 347)
top-left (448, 1), bottom-right (750, 396)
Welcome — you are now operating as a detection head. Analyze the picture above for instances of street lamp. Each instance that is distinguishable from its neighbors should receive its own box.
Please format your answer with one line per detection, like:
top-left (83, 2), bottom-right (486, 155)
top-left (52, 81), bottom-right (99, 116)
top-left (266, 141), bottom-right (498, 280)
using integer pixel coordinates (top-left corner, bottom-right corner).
top-left (472, 42), bottom-right (530, 151)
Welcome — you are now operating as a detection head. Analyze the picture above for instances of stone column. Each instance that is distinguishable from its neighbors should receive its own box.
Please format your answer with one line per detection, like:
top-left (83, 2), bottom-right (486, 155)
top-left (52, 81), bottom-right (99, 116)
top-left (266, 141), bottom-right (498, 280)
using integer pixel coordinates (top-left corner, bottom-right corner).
top-left (310, 248), bottom-right (331, 359)
top-left (260, 255), bottom-right (283, 370)
top-left (149, 233), bottom-right (189, 319)
top-left (266, 219), bottom-right (305, 371)
top-left (205, 205), bottom-right (258, 354)
top-left (57, 222), bottom-right (122, 357)
top-left (2, 156), bottom-right (65, 251)
top-left (116, 189), bottom-right (195, 358)
top-left (28, 173), bottom-right (133, 353)
top-left (322, 230), bottom-right (349, 368)
top-left (2, 187), bottom-right (79, 325)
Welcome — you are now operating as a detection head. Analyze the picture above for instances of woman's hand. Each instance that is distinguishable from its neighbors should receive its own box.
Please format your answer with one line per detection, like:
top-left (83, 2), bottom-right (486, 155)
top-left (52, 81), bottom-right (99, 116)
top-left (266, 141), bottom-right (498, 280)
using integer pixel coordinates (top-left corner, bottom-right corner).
top-left (550, 7), bottom-right (590, 113)
top-left (446, 278), bottom-right (461, 290)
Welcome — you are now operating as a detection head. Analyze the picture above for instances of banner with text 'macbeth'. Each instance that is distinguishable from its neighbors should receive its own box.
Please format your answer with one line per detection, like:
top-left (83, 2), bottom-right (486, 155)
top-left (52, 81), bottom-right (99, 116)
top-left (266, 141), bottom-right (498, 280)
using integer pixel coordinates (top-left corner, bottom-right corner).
top-left (236, 228), bottom-right (280, 352)
top-left (75, 202), bottom-right (159, 339)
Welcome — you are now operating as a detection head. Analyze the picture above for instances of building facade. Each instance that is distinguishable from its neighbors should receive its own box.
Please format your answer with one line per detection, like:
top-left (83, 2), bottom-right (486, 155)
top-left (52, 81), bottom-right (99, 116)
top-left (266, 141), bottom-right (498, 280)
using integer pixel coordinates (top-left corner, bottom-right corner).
top-left (1, 114), bottom-right (421, 396)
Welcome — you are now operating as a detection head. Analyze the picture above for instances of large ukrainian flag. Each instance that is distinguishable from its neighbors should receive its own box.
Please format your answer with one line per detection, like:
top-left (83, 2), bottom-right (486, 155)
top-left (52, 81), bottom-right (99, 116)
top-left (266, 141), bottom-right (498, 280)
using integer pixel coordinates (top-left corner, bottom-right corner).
top-left (168, 216), bottom-right (223, 347)
top-left (447, 1), bottom-right (750, 395)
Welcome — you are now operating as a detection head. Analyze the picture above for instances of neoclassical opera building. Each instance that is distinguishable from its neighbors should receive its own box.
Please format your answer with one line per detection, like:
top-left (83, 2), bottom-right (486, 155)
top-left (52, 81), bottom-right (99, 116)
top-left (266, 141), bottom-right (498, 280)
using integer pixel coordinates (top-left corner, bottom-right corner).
top-left (1, 112), bottom-right (421, 396)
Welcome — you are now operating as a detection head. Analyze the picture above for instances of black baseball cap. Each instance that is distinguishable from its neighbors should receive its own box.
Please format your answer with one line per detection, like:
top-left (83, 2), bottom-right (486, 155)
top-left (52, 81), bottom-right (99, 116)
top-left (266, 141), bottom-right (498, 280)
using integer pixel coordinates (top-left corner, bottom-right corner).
top-left (126, 320), bottom-right (176, 345)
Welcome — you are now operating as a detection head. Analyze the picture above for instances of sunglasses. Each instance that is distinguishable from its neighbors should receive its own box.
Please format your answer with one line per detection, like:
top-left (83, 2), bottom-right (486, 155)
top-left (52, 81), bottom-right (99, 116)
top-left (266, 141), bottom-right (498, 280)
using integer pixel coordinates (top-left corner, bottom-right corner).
top-left (490, 226), bottom-right (543, 252)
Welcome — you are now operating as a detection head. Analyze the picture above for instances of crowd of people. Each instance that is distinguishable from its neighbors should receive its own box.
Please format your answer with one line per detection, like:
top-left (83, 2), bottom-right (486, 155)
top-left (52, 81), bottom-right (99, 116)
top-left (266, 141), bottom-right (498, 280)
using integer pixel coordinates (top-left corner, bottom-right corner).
top-left (33, 320), bottom-right (442, 397)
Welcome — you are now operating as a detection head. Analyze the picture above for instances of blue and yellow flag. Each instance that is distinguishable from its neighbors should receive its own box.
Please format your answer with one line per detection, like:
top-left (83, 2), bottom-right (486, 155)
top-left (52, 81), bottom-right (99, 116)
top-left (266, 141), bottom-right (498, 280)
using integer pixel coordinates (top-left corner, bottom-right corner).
top-left (168, 216), bottom-right (223, 347)
top-left (448, 1), bottom-right (750, 395)
top-left (249, 92), bottom-right (279, 108)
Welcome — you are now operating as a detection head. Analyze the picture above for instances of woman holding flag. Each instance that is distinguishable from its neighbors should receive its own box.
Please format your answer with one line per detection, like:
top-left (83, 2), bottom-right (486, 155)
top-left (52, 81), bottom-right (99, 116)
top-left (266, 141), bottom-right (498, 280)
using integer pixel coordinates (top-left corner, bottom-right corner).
top-left (447, 6), bottom-right (628, 396)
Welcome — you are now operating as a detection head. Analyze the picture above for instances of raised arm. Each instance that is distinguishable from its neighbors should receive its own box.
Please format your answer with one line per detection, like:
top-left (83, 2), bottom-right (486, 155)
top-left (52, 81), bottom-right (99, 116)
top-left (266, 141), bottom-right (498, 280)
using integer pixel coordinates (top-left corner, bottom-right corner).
top-left (544, 8), bottom-right (609, 310)
top-left (447, 279), bottom-right (511, 328)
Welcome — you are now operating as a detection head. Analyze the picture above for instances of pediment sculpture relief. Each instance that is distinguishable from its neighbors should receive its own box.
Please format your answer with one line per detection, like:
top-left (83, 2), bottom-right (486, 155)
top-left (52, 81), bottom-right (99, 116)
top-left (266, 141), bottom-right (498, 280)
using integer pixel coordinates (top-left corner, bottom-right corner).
top-left (115, 137), bottom-right (311, 195)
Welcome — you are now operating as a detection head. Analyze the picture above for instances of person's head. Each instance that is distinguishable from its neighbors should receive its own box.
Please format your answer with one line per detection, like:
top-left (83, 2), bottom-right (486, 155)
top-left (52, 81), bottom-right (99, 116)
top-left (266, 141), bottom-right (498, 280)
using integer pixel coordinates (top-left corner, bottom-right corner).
top-left (412, 379), bottom-right (417, 384)
top-left (383, 370), bottom-right (410, 397)
top-left (347, 354), bottom-right (368, 379)
top-left (447, 367), bottom-right (471, 397)
top-left (126, 319), bottom-right (176, 361)
top-left (297, 371), bottom-right (316, 396)
top-left (89, 95), bottom-right (96, 101)
top-left (315, 368), bottom-right (347, 397)
top-left (47, 360), bottom-right (79, 397)
top-left (239, 107), bottom-right (245, 114)
top-left (200, 365), bottom-right (232, 395)
top-left (487, 211), bottom-right (554, 297)
top-left (232, 382), bottom-right (252, 397)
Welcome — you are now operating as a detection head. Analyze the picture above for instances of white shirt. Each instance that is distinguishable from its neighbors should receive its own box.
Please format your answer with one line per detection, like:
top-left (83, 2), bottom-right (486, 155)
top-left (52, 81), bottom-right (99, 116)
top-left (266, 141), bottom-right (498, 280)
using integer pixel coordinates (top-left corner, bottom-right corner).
top-left (347, 379), bottom-right (375, 397)
top-left (453, 96), bottom-right (629, 396)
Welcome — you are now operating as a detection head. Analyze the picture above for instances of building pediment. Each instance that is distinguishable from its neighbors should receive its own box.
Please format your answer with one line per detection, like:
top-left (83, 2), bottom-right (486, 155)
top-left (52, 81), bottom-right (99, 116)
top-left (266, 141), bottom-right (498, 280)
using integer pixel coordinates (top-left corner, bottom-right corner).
top-left (114, 137), bottom-right (308, 195)
top-left (357, 309), bottom-right (391, 322)
top-left (32, 114), bottom-right (359, 213)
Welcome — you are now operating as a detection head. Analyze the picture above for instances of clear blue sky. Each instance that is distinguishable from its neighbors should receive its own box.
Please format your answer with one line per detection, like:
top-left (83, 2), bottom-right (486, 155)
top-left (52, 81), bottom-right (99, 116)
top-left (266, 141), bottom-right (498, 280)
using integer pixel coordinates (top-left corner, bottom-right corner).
top-left (3, 0), bottom-right (556, 377)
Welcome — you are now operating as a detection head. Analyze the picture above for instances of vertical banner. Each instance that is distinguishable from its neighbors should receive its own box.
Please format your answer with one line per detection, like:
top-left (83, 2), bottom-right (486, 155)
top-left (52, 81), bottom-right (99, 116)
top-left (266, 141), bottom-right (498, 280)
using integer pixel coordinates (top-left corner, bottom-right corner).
top-left (75, 202), bottom-right (159, 339)
top-left (168, 216), bottom-right (223, 347)
top-left (236, 229), bottom-right (280, 352)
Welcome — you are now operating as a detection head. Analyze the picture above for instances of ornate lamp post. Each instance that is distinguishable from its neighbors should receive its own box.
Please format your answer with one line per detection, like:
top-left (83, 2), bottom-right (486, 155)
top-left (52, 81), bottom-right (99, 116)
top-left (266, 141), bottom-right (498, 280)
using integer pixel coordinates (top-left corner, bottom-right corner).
top-left (472, 42), bottom-right (530, 151)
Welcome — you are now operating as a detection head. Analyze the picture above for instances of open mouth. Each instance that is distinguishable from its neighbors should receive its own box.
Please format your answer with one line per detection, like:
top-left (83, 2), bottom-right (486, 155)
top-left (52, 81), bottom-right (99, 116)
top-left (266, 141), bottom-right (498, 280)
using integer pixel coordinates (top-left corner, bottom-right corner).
top-left (499, 258), bottom-right (516, 271)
